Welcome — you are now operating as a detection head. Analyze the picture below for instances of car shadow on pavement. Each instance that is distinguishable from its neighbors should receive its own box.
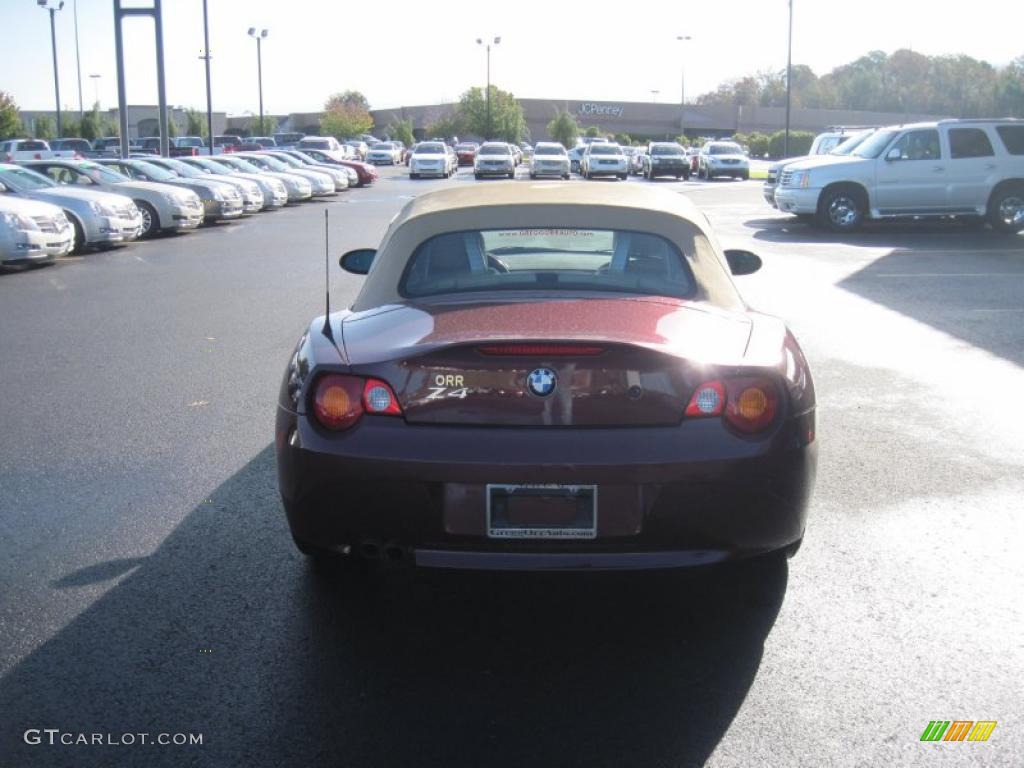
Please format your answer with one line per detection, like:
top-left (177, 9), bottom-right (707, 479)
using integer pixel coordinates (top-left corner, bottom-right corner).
top-left (747, 216), bottom-right (1023, 249)
top-left (837, 247), bottom-right (1024, 368)
top-left (0, 445), bottom-right (787, 768)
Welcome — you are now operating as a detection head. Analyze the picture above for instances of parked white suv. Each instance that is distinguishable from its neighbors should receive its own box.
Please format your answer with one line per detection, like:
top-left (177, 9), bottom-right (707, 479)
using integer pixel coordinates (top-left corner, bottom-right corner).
top-left (774, 119), bottom-right (1024, 233)
top-left (763, 128), bottom-right (876, 206)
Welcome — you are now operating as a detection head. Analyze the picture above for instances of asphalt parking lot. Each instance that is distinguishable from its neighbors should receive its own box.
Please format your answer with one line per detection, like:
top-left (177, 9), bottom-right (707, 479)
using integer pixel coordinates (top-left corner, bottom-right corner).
top-left (1, 164), bottom-right (1022, 767)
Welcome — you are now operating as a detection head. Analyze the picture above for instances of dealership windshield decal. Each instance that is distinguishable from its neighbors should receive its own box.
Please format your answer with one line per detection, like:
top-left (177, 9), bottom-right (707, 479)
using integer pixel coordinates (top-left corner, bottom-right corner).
top-left (578, 103), bottom-right (624, 118)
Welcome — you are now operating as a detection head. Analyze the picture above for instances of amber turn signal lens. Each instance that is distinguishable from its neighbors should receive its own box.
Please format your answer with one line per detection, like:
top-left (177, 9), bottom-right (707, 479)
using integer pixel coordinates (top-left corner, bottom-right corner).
top-left (724, 377), bottom-right (779, 434)
top-left (736, 387), bottom-right (768, 420)
top-left (312, 374), bottom-right (364, 430)
top-left (321, 386), bottom-right (350, 417)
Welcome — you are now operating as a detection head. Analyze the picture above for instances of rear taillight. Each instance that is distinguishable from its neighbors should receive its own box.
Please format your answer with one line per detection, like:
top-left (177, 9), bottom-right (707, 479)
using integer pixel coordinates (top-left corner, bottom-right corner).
top-left (313, 374), bottom-right (363, 430)
top-left (684, 380), bottom-right (725, 416)
top-left (363, 378), bottom-right (402, 415)
top-left (725, 378), bottom-right (778, 433)
top-left (312, 374), bottom-right (402, 430)
top-left (34, 152), bottom-right (42, 159)
top-left (686, 377), bottom-right (779, 434)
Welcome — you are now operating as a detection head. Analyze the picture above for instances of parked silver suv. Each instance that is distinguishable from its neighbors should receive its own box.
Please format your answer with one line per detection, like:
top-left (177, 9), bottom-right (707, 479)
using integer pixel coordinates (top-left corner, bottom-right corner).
top-left (774, 119), bottom-right (1024, 233)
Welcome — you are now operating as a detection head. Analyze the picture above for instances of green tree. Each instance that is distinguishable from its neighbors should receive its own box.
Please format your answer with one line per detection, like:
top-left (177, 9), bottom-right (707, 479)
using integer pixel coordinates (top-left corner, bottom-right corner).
top-left (79, 102), bottom-right (103, 140)
top-left (60, 117), bottom-right (82, 138)
top-left (250, 115), bottom-right (277, 135)
top-left (185, 108), bottom-right (206, 138)
top-left (425, 112), bottom-right (463, 141)
top-left (547, 110), bottom-right (579, 148)
top-left (320, 92), bottom-right (373, 139)
top-left (0, 91), bottom-right (22, 140)
top-left (388, 118), bottom-right (415, 147)
top-left (325, 90), bottom-right (370, 112)
top-left (768, 130), bottom-right (814, 158)
top-left (320, 105), bottom-right (373, 140)
top-left (583, 125), bottom-right (602, 138)
top-left (33, 115), bottom-right (55, 140)
top-left (614, 132), bottom-right (632, 145)
top-left (458, 86), bottom-right (527, 141)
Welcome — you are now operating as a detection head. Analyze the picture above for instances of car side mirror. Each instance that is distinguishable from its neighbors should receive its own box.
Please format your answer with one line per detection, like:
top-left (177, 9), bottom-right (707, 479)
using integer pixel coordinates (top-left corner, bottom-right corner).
top-left (886, 148), bottom-right (902, 161)
top-left (0, 181), bottom-right (6, 193)
top-left (724, 249), bottom-right (762, 276)
top-left (339, 248), bottom-right (376, 275)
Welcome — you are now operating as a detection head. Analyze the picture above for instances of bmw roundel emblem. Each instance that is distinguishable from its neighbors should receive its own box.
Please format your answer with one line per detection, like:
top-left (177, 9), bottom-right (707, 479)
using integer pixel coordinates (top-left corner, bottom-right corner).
top-left (527, 368), bottom-right (557, 397)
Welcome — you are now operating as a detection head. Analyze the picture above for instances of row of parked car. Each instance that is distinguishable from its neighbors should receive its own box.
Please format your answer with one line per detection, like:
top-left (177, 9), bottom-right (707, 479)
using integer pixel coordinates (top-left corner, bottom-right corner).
top-left (401, 138), bottom-right (752, 183)
top-left (0, 146), bottom-right (381, 268)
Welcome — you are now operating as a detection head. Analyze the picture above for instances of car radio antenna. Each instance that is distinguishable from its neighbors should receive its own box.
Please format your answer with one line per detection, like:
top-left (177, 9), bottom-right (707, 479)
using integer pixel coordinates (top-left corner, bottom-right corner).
top-left (321, 209), bottom-right (335, 343)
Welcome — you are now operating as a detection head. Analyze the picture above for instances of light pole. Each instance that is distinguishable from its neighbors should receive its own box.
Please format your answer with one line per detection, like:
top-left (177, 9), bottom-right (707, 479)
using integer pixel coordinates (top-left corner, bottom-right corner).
top-left (476, 36), bottom-right (501, 140)
top-left (247, 27), bottom-right (268, 133)
top-left (37, 0), bottom-right (65, 137)
top-left (784, 0), bottom-right (793, 157)
top-left (650, 90), bottom-right (660, 104)
top-left (201, 0), bottom-right (213, 148)
top-left (73, 0), bottom-right (83, 119)
top-left (676, 35), bottom-right (692, 139)
top-left (89, 73), bottom-right (101, 106)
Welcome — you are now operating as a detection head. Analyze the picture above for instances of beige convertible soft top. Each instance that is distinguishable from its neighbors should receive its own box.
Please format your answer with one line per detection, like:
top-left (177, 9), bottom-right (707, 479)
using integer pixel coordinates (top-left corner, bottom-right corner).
top-left (350, 181), bottom-right (744, 312)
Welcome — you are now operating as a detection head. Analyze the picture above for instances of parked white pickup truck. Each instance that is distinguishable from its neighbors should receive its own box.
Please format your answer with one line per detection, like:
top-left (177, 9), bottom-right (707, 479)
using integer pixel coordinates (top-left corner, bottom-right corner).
top-left (0, 139), bottom-right (81, 162)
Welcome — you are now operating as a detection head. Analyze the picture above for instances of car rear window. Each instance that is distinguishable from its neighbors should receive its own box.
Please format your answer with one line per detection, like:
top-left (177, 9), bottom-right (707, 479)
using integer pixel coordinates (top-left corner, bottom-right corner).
top-left (651, 145), bottom-right (684, 155)
top-left (589, 145), bottom-right (620, 155)
top-left (400, 228), bottom-right (695, 299)
top-left (995, 125), bottom-right (1024, 155)
top-left (19, 141), bottom-right (49, 150)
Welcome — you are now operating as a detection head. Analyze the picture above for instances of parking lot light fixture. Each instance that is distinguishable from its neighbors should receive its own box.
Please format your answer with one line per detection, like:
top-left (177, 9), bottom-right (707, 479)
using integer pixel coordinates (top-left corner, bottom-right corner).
top-left (38, 0), bottom-right (66, 137)
top-left (676, 35), bottom-right (692, 138)
top-left (89, 73), bottom-right (101, 106)
top-left (785, 0), bottom-right (793, 157)
top-left (247, 27), bottom-right (269, 132)
top-left (476, 36), bottom-right (501, 140)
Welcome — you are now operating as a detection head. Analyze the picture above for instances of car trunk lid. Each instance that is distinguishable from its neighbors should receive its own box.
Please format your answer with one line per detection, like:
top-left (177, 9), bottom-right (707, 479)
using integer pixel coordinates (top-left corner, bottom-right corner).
top-left (341, 298), bottom-right (752, 427)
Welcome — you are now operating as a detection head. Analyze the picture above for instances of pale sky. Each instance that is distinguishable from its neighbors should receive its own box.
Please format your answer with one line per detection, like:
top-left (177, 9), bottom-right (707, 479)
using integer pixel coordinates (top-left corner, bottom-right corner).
top-left (2, 0), bottom-right (1021, 116)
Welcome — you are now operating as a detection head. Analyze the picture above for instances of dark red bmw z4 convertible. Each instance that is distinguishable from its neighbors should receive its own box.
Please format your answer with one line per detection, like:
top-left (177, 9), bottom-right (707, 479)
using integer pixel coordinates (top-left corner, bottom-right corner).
top-left (275, 183), bottom-right (817, 572)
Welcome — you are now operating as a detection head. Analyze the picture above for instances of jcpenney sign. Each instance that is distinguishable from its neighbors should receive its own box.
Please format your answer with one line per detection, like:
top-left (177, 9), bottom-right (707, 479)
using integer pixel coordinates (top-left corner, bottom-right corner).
top-left (577, 103), bottom-right (624, 118)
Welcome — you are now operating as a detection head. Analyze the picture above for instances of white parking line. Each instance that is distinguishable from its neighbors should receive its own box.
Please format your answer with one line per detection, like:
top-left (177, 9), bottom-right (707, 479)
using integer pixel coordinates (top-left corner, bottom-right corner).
top-left (872, 273), bottom-right (1024, 278)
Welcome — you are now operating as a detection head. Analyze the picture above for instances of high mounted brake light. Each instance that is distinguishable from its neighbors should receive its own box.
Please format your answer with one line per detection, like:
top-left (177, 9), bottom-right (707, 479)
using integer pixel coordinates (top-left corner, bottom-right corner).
top-left (478, 344), bottom-right (605, 356)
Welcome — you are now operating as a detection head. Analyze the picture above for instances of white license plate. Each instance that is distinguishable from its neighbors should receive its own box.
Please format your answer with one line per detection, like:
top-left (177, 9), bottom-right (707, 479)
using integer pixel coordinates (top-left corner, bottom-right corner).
top-left (486, 484), bottom-right (597, 539)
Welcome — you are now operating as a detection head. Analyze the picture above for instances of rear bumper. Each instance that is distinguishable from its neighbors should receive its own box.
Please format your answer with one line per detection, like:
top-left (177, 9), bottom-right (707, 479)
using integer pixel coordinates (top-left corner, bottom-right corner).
top-left (276, 408), bottom-right (817, 570)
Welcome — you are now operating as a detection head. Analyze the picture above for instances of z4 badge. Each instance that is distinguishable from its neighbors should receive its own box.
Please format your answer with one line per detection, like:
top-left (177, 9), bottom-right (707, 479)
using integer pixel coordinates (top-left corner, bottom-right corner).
top-left (427, 374), bottom-right (468, 401)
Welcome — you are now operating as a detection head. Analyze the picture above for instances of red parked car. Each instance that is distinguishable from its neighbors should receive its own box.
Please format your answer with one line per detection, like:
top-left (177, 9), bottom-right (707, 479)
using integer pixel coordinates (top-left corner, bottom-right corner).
top-left (276, 183), bottom-right (816, 573)
top-left (455, 142), bottom-right (479, 166)
top-left (297, 148), bottom-right (378, 187)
